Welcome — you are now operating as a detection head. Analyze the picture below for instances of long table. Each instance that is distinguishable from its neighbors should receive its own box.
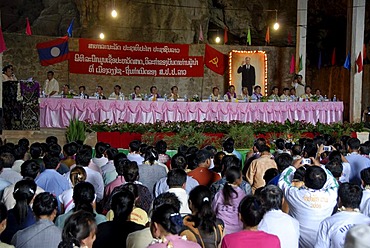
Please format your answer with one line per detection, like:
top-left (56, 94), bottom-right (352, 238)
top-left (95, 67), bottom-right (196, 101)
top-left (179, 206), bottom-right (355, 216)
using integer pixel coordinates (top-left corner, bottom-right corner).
top-left (40, 98), bottom-right (343, 128)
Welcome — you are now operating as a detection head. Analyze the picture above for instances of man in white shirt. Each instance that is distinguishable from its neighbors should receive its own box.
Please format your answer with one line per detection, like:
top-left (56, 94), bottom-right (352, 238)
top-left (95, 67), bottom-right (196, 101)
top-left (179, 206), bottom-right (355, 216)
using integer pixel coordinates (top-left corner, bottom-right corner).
top-left (258, 185), bottom-right (300, 248)
top-left (127, 140), bottom-right (144, 165)
top-left (166, 169), bottom-right (191, 216)
top-left (278, 159), bottom-right (339, 248)
top-left (291, 74), bottom-right (305, 97)
top-left (315, 183), bottom-right (370, 248)
top-left (44, 71), bottom-right (59, 97)
top-left (0, 153), bottom-right (22, 184)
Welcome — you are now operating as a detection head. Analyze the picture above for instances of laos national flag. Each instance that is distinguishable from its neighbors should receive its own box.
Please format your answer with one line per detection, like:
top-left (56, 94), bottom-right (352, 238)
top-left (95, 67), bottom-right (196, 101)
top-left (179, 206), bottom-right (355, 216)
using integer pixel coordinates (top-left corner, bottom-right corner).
top-left (36, 36), bottom-right (69, 66)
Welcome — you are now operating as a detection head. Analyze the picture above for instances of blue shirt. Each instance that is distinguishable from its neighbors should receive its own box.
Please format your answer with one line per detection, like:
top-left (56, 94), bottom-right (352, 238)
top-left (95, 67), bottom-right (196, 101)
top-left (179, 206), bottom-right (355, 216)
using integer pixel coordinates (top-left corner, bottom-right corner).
top-left (154, 175), bottom-right (199, 197)
top-left (35, 169), bottom-right (70, 198)
top-left (345, 153), bottom-right (370, 185)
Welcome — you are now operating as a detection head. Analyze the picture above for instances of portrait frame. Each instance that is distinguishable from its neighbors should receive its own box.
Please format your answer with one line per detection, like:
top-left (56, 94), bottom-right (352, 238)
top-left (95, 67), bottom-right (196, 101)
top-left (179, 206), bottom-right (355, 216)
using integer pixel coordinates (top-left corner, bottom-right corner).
top-left (228, 50), bottom-right (267, 96)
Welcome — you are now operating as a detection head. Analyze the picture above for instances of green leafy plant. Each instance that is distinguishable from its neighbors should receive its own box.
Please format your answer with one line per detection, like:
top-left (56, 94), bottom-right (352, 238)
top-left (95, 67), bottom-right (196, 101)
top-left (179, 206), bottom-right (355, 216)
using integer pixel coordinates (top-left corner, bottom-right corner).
top-left (226, 124), bottom-right (255, 149)
top-left (66, 119), bottom-right (87, 143)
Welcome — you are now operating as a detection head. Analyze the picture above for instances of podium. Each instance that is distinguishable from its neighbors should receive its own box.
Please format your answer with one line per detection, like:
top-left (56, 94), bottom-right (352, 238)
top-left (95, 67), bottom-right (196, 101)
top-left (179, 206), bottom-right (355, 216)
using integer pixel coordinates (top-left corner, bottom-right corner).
top-left (2, 81), bottom-right (40, 130)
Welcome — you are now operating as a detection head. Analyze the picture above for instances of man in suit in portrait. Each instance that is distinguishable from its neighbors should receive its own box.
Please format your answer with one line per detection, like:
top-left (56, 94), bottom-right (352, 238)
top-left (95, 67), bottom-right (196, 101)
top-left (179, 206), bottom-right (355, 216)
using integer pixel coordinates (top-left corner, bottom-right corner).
top-left (237, 57), bottom-right (256, 96)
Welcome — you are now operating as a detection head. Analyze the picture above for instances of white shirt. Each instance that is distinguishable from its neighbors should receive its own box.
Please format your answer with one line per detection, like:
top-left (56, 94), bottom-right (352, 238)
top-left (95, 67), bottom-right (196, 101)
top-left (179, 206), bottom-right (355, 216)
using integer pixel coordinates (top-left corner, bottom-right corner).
top-left (167, 187), bottom-right (191, 216)
top-left (338, 162), bottom-right (351, 183)
top-left (258, 209), bottom-right (300, 248)
top-left (127, 153), bottom-right (144, 165)
top-left (315, 211), bottom-right (370, 248)
top-left (12, 160), bottom-right (24, 173)
top-left (64, 166), bottom-right (104, 202)
top-left (92, 157), bottom-right (109, 168)
top-left (44, 78), bottom-right (59, 96)
top-left (278, 166), bottom-right (339, 248)
top-left (0, 168), bottom-right (22, 184)
top-left (2, 183), bottom-right (44, 210)
top-left (360, 189), bottom-right (370, 212)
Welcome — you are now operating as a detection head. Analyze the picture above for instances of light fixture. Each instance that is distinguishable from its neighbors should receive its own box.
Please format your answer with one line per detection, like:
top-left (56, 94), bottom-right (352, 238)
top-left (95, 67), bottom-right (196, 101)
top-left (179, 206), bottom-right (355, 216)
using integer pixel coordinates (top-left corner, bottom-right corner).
top-left (265, 9), bottom-right (280, 30)
top-left (99, 33), bottom-right (105, 39)
top-left (111, 0), bottom-right (117, 18)
top-left (215, 36), bottom-right (221, 43)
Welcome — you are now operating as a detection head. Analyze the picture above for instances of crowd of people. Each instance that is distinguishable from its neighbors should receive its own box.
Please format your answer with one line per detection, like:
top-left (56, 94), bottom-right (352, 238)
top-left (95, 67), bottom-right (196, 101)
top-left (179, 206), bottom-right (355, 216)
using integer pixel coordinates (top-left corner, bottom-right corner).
top-left (0, 134), bottom-right (368, 247)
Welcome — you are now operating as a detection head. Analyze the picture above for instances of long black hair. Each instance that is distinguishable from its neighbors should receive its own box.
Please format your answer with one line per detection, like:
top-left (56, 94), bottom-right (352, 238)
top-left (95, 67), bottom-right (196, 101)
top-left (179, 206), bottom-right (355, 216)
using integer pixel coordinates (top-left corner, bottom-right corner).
top-left (13, 179), bottom-right (36, 224)
top-left (151, 204), bottom-right (183, 235)
top-left (58, 210), bottom-right (96, 248)
top-left (188, 185), bottom-right (217, 233)
top-left (222, 166), bottom-right (241, 206)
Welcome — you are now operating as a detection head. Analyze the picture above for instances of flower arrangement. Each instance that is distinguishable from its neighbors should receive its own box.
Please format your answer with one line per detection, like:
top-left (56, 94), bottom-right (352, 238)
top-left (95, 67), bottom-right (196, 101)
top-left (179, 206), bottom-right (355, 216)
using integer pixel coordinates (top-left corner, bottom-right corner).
top-left (191, 94), bottom-right (200, 102)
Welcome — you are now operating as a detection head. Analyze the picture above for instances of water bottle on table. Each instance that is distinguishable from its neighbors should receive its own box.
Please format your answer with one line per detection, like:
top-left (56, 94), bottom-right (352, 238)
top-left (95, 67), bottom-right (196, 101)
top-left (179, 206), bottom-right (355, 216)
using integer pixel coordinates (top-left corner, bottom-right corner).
top-left (333, 95), bottom-right (337, 102)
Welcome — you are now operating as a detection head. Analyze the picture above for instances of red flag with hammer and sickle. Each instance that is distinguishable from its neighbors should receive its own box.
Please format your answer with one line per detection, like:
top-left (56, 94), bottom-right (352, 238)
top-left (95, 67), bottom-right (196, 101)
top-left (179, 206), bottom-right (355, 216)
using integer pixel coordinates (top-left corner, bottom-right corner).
top-left (204, 44), bottom-right (227, 75)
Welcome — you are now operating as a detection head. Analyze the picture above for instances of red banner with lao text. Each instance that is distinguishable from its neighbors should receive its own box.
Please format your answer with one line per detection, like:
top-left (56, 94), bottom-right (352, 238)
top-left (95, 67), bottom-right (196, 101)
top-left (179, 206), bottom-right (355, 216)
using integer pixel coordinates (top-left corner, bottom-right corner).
top-left (69, 39), bottom-right (204, 77)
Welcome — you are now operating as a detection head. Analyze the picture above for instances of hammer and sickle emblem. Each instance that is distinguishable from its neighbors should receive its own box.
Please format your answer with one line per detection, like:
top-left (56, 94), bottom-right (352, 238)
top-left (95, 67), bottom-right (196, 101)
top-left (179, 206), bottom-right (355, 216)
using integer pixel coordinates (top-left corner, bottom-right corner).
top-left (209, 57), bottom-right (219, 67)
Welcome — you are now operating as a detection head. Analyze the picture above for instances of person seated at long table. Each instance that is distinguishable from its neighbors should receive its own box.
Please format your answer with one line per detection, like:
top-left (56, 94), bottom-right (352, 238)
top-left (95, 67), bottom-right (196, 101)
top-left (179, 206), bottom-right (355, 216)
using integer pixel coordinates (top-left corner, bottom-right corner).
top-left (78, 85), bottom-right (89, 99)
top-left (269, 86), bottom-right (280, 102)
top-left (130, 85), bottom-right (142, 100)
top-left (280, 87), bottom-right (290, 102)
top-left (238, 87), bottom-right (250, 102)
top-left (224, 85), bottom-right (237, 102)
top-left (149, 85), bottom-right (161, 100)
top-left (170, 86), bottom-right (180, 101)
top-left (251, 85), bottom-right (262, 101)
top-left (211, 87), bottom-right (222, 102)
top-left (93, 86), bottom-right (106, 99)
top-left (109, 85), bottom-right (124, 100)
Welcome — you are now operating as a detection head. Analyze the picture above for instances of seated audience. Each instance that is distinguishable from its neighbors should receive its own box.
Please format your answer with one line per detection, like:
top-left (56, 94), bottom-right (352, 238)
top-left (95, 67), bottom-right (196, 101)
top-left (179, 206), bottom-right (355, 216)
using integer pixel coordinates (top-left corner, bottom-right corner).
top-left (258, 185), bottom-right (300, 248)
top-left (167, 169), bottom-right (191, 216)
top-left (93, 189), bottom-right (145, 248)
top-left (148, 204), bottom-right (201, 248)
top-left (104, 154), bottom-right (128, 197)
top-left (278, 159), bottom-right (339, 247)
top-left (59, 166), bottom-right (87, 214)
top-left (221, 195), bottom-right (280, 248)
top-left (55, 182), bottom-right (106, 229)
top-left (212, 166), bottom-right (245, 234)
top-left (101, 148), bottom-right (118, 185)
top-left (92, 142), bottom-right (110, 168)
top-left (345, 138), bottom-right (370, 185)
top-left (0, 202), bottom-right (14, 248)
top-left (188, 150), bottom-right (220, 187)
top-left (11, 145), bottom-right (27, 173)
top-left (315, 183), bottom-right (370, 247)
top-left (210, 155), bottom-right (252, 197)
top-left (0, 153), bottom-right (22, 184)
top-left (246, 144), bottom-right (277, 192)
top-left (155, 140), bottom-right (170, 166)
top-left (127, 140), bottom-right (144, 165)
top-left (180, 185), bottom-right (224, 248)
top-left (154, 154), bottom-right (198, 197)
top-left (2, 160), bottom-right (44, 210)
top-left (1, 179), bottom-right (37, 243)
top-left (222, 138), bottom-right (242, 161)
top-left (126, 192), bottom-right (181, 248)
top-left (61, 142), bottom-right (77, 168)
top-left (11, 192), bottom-right (61, 248)
top-left (138, 147), bottom-right (167, 195)
top-left (360, 168), bottom-right (370, 212)
top-left (58, 210), bottom-right (97, 248)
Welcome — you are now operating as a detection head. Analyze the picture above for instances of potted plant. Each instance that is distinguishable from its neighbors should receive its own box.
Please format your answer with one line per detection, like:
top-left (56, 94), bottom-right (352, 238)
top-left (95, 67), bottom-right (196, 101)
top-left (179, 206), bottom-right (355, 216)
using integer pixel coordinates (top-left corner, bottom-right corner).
top-left (66, 119), bottom-right (87, 143)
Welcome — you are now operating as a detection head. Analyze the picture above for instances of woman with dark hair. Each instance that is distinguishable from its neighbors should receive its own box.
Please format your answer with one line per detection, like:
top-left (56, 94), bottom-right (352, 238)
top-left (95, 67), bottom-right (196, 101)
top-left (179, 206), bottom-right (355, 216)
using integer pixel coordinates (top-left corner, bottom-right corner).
top-left (55, 182), bottom-right (106, 229)
top-left (58, 210), bottom-right (97, 248)
top-left (11, 192), bottom-right (61, 247)
top-left (221, 195), bottom-right (280, 248)
top-left (212, 166), bottom-right (245, 234)
top-left (0, 203), bottom-right (14, 248)
top-left (93, 189), bottom-right (145, 248)
top-left (92, 142), bottom-right (110, 168)
top-left (223, 85), bottom-right (237, 102)
top-left (0, 180), bottom-right (36, 243)
top-left (149, 204), bottom-right (201, 248)
top-left (59, 166), bottom-right (87, 214)
top-left (138, 147), bottom-right (167, 195)
top-left (180, 186), bottom-right (224, 248)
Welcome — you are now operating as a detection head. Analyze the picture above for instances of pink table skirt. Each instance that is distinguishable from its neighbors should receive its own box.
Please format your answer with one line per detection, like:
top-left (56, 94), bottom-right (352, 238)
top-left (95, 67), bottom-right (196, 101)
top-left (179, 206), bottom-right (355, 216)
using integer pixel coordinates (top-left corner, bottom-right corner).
top-left (39, 98), bottom-right (344, 128)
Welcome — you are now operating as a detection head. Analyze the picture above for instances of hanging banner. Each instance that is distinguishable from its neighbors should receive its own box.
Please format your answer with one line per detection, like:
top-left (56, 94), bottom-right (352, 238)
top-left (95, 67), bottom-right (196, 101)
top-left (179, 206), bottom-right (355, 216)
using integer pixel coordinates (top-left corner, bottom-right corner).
top-left (69, 39), bottom-right (203, 77)
top-left (79, 39), bottom-right (190, 57)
